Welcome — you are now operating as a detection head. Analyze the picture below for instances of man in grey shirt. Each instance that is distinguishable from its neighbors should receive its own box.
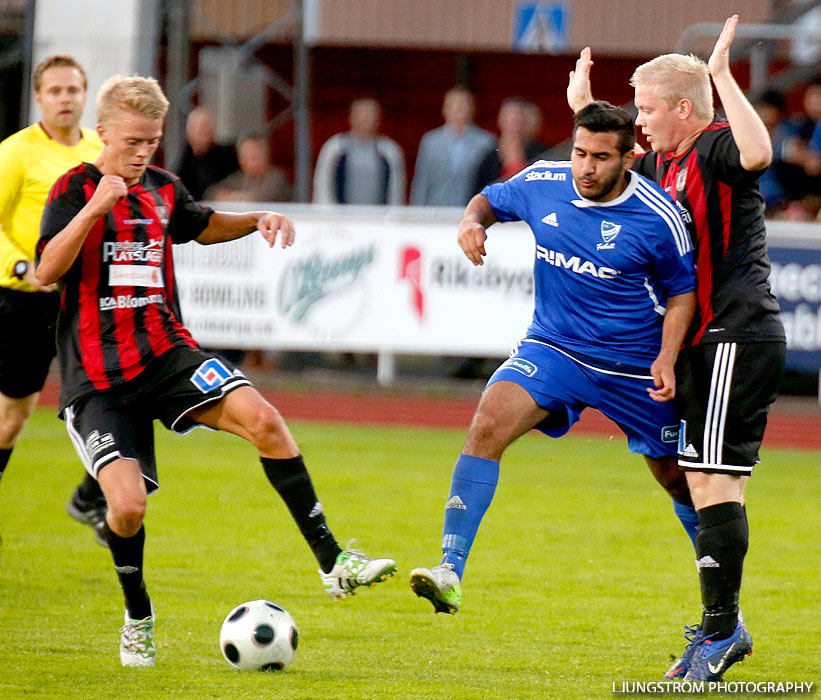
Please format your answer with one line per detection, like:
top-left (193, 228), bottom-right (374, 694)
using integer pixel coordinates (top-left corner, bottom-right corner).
top-left (313, 98), bottom-right (406, 205)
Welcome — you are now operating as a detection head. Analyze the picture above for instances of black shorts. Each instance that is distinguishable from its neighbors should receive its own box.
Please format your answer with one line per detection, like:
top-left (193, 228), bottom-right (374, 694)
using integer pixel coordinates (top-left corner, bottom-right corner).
top-left (676, 341), bottom-right (785, 476)
top-left (63, 347), bottom-right (251, 493)
top-left (0, 287), bottom-right (60, 398)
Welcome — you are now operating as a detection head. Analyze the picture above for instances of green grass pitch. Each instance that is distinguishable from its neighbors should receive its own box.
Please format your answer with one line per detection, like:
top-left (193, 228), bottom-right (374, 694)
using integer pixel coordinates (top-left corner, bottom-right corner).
top-left (0, 408), bottom-right (818, 699)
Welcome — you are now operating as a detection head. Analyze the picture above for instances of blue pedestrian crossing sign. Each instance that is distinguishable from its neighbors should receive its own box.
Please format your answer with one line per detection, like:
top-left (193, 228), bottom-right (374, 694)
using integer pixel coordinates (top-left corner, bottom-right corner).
top-left (512, 2), bottom-right (569, 53)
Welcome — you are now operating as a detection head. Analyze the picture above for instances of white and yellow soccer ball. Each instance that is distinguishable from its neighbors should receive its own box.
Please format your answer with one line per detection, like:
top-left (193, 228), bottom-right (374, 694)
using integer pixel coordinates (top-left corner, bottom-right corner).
top-left (219, 599), bottom-right (298, 671)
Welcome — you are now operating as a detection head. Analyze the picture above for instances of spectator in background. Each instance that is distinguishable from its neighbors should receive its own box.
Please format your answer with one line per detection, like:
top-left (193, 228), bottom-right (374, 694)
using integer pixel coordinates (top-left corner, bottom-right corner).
top-left (204, 134), bottom-right (292, 203)
top-left (780, 78), bottom-right (821, 218)
top-left (313, 98), bottom-right (406, 205)
top-left (522, 100), bottom-right (548, 152)
top-left (807, 121), bottom-right (821, 219)
top-left (410, 88), bottom-right (494, 206)
top-left (810, 120), bottom-right (821, 174)
top-left (175, 106), bottom-right (239, 201)
top-left (473, 98), bottom-right (549, 193)
top-left (754, 90), bottom-right (799, 214)
top-left (203, 133), bottom-right (293, 367)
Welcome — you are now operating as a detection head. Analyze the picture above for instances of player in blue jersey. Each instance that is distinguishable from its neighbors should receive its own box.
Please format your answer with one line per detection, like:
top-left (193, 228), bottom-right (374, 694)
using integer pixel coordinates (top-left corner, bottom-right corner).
top-left (409, 101), bottom-right (696, 617)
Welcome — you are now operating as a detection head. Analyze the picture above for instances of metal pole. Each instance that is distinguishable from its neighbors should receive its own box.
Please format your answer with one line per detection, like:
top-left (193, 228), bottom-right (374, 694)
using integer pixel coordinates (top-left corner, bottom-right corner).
top-left (164, 0), bottom-right (190, 171)
top-left (20, 0), bottom-right (36, 129)
top-left (749, 44), bottom-right (769, 96)
top-left (135, 0), bottom-right (161, 78)
top-left (377, 351), bottom-right (396, 386)
top-left (293, 0), bottom-right (312, 203)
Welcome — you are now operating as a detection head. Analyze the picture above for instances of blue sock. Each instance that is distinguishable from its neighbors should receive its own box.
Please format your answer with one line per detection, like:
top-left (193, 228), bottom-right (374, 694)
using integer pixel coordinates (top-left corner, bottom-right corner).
top-left (440, 454), bottom-right (500, 579)
top-left (673, 499), bottom-right (698, 550)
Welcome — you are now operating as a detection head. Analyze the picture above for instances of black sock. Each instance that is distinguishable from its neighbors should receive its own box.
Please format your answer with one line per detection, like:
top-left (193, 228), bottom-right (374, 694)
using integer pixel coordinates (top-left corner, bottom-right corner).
top-left (695, 501), bottom-right (748, 640)
top-left (103, 523), bottom-right (152, 620)
top-left (261, 455), bottom-right (341, 573)
top-left (0, 449), bottom-right (11, 482)
top-left (77, 472), bottom-right (104, 502)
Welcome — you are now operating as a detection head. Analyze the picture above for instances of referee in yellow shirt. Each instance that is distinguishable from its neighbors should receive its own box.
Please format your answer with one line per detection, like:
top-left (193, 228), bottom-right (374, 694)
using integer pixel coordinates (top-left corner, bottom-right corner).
top-left (0, 56), bottom-right (107, 553)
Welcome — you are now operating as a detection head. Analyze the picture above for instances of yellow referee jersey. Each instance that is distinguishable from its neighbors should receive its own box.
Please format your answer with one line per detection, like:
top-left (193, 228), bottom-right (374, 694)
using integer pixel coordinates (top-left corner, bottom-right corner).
top-left (0, 123), bottom-right (102, 291)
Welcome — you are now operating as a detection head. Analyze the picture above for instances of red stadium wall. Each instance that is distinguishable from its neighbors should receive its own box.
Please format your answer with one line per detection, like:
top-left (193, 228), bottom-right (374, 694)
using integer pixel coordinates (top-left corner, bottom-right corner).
top-left (239, 44), bottom-right (653, 196)
top-left (195, 44), bottom-right (763, 200)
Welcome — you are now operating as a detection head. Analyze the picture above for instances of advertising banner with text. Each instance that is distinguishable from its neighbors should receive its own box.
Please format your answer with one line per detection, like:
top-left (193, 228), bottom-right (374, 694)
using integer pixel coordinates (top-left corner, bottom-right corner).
top-left (767, 223), bottom-right (821, 374)
top-left (174, 206), bottom-right (535, 357)
top-left (174, 206), bottom-right (821, 372)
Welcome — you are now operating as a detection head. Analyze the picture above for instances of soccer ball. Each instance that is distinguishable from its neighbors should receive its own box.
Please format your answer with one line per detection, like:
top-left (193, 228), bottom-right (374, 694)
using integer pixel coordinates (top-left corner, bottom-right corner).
top-left (219, 599), bottom-right (299, 670)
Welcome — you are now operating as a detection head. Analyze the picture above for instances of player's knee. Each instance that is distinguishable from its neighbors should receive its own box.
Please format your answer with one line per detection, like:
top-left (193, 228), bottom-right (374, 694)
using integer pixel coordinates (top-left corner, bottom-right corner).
top-left (102, 480), bottom-right (147, 533)
top-left (244, 404), bottom-right (290, 451)
top-left (465, 407), bottom-right (509, 456)
top-left (664, 479), bottom-right (692, 505)
top-left (0, 407), bottom-right (32, 446)
top-left (106, 496), bottom-right (146, 537)
top-left (647, 457), bottom-right (692, 505)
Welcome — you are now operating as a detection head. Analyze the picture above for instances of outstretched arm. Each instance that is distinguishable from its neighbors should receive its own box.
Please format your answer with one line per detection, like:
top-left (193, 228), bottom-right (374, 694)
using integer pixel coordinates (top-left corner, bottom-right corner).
top-left (567, 47), bottom-right (595, 112)
top-left (648, 291), bottom-right (696, 402)
top-left (708, 15), bottom-right (772, 171)
top-left (196, 211), bottom-right (295, 248)
top-left (457, 194), bottom-right (497, 266)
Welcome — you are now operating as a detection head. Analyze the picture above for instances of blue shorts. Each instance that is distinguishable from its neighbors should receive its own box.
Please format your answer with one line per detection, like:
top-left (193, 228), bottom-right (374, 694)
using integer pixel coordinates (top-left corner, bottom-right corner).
top-left (486, 340), bottom-right (680, 458)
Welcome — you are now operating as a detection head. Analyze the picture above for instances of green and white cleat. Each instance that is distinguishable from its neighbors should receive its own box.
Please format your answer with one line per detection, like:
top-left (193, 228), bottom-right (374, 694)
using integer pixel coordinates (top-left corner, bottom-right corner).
top-left (409, 563), bottom-right (461, 614)
top-left (320, 549), bottom-right (396, 600)
top-left (119, 608), bottom-right (156, 667)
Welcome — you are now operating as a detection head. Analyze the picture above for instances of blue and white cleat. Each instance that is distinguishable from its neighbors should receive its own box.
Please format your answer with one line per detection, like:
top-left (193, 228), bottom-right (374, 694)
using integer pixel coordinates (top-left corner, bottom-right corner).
top-left (664, 624), bottom-right (703, 679)
top-left (683, 620), bottom-right (753, 681)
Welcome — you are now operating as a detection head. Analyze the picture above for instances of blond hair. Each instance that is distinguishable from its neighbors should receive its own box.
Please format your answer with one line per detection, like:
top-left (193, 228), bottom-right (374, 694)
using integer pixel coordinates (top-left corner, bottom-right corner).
top-left (33, 55), bottom-right (87, 91)
top-left (96, 75), bottom-right (169, 125)
top-left (630, 53), bottom-right (713, 121)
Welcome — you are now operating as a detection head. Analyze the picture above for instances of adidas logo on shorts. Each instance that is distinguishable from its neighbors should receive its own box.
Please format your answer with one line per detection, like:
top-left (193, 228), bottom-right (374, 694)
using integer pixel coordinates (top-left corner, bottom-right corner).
top-left (680, 443), bottom-right (699, 458)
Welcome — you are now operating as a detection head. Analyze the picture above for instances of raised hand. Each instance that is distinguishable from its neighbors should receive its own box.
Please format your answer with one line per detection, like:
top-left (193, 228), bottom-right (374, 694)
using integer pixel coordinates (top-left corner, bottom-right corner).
top-left (708, 14), bottom-right (738, 78)
top-left (567, 47), bottom-right (595, 112)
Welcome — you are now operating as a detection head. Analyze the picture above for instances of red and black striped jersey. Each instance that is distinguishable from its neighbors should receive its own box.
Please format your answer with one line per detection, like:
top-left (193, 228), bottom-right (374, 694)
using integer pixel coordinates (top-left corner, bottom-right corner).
top-left (634, 121), bottom-right (785, 346)
top-left (38, 163), bottom-right (214, 409)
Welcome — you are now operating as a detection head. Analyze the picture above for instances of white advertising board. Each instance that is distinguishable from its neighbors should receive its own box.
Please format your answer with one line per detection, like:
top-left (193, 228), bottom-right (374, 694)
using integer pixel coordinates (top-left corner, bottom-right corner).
top-left (174, 205), bottom-right (535, 357)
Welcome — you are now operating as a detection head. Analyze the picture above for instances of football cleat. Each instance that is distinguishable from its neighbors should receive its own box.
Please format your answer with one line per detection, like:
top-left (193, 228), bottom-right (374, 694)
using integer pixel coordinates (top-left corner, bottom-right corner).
top-left (67, 490), bottom-right (109, 548)
top-left (664, 624), bottom-right (703, 679)
top-left (320, 549), bottom-right (396, 600)
top-left (409, 563), bottom-right (461, 614)
top-left (683, 620), bottom-right (753, 681)
top-left (120, 608), bottom-right (156, 667)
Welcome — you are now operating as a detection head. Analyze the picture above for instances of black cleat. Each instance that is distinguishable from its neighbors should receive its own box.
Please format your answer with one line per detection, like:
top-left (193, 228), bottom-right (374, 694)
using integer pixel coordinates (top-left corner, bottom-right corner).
top-left (67, 490), bottom-right (109, 547)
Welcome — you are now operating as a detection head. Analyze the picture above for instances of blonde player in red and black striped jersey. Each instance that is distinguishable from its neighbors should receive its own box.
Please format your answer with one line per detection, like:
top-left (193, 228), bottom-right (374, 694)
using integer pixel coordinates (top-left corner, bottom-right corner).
top-left (38, 74), bottom-right (396, 668)
top-left (568, 15), bottom-right (785, 682)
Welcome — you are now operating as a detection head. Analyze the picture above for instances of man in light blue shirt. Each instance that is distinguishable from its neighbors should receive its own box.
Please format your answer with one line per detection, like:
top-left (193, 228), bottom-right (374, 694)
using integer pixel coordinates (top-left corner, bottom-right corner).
top-left (410, 88), bottom-right (495, 206)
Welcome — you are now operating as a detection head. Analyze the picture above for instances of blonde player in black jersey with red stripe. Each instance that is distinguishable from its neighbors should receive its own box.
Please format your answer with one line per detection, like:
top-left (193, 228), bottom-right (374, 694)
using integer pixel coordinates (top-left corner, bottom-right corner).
top-left (37, 75), bottom-right (395, 667)
top-left (568, 15), bottom-right (786, 682)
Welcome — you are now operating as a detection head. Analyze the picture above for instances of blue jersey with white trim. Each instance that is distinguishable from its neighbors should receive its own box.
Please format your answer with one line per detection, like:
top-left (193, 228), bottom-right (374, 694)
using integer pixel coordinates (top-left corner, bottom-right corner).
top-left (482, 160), bottom-right (695, 367)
